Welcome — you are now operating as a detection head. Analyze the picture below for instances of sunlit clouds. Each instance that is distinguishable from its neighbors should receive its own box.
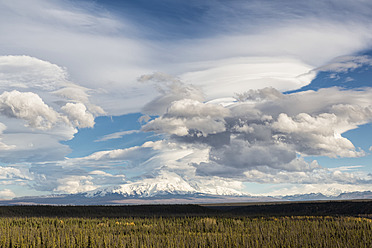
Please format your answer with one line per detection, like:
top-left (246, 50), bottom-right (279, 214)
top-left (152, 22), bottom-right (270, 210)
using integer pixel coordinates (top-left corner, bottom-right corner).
top-left (0, 0), bottom-right (372, 198)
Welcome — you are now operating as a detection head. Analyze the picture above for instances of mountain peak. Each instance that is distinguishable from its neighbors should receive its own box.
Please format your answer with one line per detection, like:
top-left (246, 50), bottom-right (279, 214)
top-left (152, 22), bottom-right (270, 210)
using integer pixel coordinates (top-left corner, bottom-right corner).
top-left (86, 172), bottom-right (245, 198)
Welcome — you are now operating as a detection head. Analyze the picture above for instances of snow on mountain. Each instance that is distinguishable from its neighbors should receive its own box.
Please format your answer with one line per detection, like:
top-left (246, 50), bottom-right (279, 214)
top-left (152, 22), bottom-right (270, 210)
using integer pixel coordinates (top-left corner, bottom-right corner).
top-left (86, 171), bottom-right (245, 198)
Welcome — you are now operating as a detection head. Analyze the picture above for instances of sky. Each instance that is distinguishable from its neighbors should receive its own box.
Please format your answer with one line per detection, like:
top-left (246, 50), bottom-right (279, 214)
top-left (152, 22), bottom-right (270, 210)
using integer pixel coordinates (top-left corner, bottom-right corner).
top-left (0, 0), bottom-right (372, 199)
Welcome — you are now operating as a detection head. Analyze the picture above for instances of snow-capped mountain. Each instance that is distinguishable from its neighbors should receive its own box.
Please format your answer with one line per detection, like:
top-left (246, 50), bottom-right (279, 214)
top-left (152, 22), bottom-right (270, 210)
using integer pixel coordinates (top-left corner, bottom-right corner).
top-left (0, 190), bottom-right (371, 206)
top-left (1, 171), bottom-right (371, 205)
top-left (86, 172), bottom-right (244, 198)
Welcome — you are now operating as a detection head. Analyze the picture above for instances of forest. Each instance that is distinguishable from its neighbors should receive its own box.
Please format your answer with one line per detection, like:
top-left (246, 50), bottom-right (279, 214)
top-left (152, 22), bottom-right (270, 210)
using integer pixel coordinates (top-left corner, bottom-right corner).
top-left (0, 200), bottom-right (371, 247)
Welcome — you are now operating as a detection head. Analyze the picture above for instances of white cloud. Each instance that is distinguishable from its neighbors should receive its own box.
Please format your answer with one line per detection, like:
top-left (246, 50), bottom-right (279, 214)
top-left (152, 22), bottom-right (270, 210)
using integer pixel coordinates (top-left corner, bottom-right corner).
top-left (316, 55), bottom-right (372, 73)
top-left (180, 57), bottom-right (316, 99)
top-left (265, 183), bottom-right (372, 197)
top-left (0, 56), bottom-right (105, 162)
top-left (2, 0), bottom-right (372, 116)
top-left (0, 131), bottom-right (72, 163)
top-left (95, 130), bottom-right (141, 142)
top-left (0, 55), bottom-right (68, 91)
top-left (61, 102), bottom-right (94, 128)
top-left (143, 99), bottom-right (229, 137)
top-left (15, 84), bottom-right (368, 197)
top-left (243, 165), bottom-right (372, 185)
top-left (272, 113), bottom-right (364, 158)
top-left (139, 72), bottom-right (204, 116)
top-left (54, 175), bottom-right (97, 194)
top-left (139, 84), bottom-right (372, 184)
top-left (81, 144), bottom-right (155, 162)
top-left (0, 166), bottom-right (31, 180)
top-left (2, 0), bottom-right (372, 197)
top-left (0, 90), bottom-right (60, 130)
top-left (0, 122), bottom-right (15, 150)
top-left (0, 189), bottom-right (16, 199)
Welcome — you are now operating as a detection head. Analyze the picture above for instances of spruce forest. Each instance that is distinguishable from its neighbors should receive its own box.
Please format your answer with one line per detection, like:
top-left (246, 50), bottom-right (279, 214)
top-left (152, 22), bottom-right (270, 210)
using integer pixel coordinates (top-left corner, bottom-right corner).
top-left (0, 201), bottom-right (371, 247)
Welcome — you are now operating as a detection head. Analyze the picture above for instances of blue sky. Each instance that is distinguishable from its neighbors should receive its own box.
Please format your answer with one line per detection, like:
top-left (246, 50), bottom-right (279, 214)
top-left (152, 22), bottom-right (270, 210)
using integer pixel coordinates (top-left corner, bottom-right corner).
top-left (0, 0), bottom-right (372, 199)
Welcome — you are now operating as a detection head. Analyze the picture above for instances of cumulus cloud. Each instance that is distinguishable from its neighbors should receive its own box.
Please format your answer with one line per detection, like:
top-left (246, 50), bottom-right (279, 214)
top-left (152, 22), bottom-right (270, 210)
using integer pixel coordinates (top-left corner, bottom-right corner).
top-left (143, 99), bottom-right (230, 137)
top-left (0, 55), bottom-right (103, 116)
top-left (0, 55), bottom-right (102, 130)
top-left (54, 176), bottom-right (97, 194)
top-left (139, 82), bottom-right (372, 183)
top-left (139, 72), bottom-right (204, 115)
top-left (0, 90), bottom-right (60, 130)
top-left (235, 87), bottom-right (284, 102)
top-left (272, 113), bottom-right (364, 157)
top-left (61, 102), bottom-right (95, 128)
top-left (0, 189), bottom-right (16, 199)
top-left (0, 55), bottom-right (105, 162)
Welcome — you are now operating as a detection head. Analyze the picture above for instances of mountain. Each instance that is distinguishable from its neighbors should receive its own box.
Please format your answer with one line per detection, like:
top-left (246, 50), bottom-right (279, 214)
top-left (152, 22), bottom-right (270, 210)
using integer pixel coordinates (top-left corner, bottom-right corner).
top-left (0, 192), bottom-right (277, 206)
top-left (281, 193), bottom-right (330, 201)
top-left (280, 191), bottom-right (372, 201)
top-left (86, 172), bottom-right (245, 198)
top-left (0, 177), bottom-right (371, 206)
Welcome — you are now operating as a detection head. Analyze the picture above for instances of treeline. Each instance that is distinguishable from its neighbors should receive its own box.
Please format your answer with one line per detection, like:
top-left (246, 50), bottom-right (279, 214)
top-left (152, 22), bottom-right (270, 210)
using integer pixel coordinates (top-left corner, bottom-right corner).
top-left (0, 200), bottom-right (371, 218)
top-left (0, 204), bottom-right (216, 218)
top-left (0, 216), bottom-right (371, 247)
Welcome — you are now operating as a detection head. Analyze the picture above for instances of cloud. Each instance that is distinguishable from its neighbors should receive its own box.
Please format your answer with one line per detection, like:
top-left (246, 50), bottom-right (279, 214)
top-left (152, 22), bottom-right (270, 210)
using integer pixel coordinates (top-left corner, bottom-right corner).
top-left (26, 162), bottom-right (127, 194)
top-left (242, 165), bottom-right (372, 185)
top-left (0, 55), bottom-right (67, 90)
top-left (140, 83), bottom-right (372, 182)
top-left (81, 142), bottom-right (157, 162)
top-left (2, 0), bottom-right (372, 197)
top-left (139, 72), bottom-right (204, 115)
top-left (3, 0), bottom-right (372, 116)
top-left (61, 102), bottom-right (94, 128)
top-left (180, 57), bottom-right (316, 99)
top-left (95, 130), bottom-right (141, 142)
top-left (0, 55), bottom-right (104, 115)
top-left (0, 165), bottom-right (31, 181)
top-left (0, 90), bottom-right (60, 130)
top-left (316, 55), bottom-right (372, 73)
top-left (235, 87), bottom-right (284, 102)
top-left (0, 0), bottom-right (152, 115)
top-left (0, 132), bottom-right (72, 163)
top-left (272, 113), bottom-right (365, 158)
top-left (54, 176), bottom-right (97, 194)
top-left (264, 183), bottom-right (372, 197)
top-left (0, 55), bottom-right (104, 162)
top-left (0, 189), bottom-right (16, 199)
top-left (0, 122), bottom-right (15, 150)
top-left (143, 99), bottom-right (230, 137)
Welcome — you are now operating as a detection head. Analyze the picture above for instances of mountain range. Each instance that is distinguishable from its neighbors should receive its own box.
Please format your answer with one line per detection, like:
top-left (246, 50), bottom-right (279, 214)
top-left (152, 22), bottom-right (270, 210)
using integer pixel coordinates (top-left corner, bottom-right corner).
top-left (0, 184), bottom-right (371, 205)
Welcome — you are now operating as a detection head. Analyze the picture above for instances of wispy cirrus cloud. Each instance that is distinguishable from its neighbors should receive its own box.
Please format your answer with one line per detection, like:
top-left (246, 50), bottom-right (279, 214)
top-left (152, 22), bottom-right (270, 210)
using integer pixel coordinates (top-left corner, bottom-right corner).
top-left (95, 130), bottom-right (141, 142)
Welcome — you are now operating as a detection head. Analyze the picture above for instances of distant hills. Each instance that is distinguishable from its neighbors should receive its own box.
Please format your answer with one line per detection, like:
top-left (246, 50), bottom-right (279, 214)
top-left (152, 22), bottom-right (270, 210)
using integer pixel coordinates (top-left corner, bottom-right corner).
top-left (0, 190), bottom-right (371, 205)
